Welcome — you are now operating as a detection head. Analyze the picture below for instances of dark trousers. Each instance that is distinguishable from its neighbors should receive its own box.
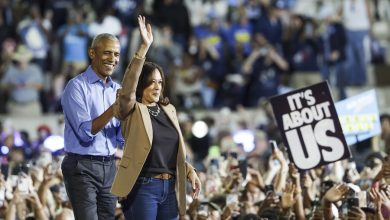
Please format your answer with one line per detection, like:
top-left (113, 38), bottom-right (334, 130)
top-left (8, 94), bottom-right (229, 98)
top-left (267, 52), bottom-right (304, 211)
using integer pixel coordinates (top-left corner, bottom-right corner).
top-left (61, 154), bottom-right (117, 220)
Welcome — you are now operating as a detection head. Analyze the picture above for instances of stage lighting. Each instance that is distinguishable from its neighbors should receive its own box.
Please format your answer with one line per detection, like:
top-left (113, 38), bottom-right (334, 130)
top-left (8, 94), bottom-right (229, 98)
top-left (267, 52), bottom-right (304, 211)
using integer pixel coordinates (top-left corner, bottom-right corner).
top-left (192, 121), bottom-right (208, 138)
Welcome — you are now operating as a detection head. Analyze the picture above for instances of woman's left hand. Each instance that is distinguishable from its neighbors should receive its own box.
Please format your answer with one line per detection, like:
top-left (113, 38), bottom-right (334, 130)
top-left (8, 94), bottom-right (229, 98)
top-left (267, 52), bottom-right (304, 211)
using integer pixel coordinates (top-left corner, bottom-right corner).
top-left (138, 15), bottom-right (153, 48)
top-left (188, 170), bottom-right (201, 199)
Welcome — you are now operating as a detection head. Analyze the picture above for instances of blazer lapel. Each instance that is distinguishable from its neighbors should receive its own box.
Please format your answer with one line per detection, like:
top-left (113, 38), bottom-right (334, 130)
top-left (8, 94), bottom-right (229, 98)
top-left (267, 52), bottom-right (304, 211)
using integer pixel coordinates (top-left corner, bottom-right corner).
top-left (139, 104), bottom-right (153, 145)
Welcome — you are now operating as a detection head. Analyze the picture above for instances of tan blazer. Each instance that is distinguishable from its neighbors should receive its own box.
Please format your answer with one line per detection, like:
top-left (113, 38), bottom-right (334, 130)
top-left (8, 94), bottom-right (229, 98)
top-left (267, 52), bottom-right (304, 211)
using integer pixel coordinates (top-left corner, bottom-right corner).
top-left (111, 91), bottom-right (195, 217)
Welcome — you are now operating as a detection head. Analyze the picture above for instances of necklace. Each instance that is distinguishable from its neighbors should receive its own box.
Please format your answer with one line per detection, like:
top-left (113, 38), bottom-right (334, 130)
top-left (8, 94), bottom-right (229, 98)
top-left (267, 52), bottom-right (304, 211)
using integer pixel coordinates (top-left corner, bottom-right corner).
top-left (147, 105), bottom-right (160, 117)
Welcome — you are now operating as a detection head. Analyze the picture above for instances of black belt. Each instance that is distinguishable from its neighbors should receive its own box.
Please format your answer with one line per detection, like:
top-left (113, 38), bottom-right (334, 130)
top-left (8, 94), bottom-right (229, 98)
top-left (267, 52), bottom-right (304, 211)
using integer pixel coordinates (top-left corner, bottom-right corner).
top-left (67, 152), bottom-right (115, 162)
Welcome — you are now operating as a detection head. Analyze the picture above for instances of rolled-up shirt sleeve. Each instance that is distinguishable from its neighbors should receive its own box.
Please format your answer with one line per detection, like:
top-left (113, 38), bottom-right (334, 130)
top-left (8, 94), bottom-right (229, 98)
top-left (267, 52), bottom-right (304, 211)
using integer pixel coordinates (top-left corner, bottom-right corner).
top-left (62, 80), bottom-right (96, 144)
top-left (116, 125), bottom-right (125, 148)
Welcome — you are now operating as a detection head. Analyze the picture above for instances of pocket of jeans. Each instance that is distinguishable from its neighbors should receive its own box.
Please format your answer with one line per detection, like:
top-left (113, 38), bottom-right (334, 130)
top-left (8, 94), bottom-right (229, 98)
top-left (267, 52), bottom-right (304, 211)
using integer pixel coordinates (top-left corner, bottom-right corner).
top-left (135, 177), bottom-right (152, 185)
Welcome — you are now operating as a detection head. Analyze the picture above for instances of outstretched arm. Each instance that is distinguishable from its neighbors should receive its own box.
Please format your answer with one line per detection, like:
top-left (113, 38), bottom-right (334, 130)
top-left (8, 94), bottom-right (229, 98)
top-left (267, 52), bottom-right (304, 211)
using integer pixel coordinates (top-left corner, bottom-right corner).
top-left (116, 16), bottom-right (154, 119)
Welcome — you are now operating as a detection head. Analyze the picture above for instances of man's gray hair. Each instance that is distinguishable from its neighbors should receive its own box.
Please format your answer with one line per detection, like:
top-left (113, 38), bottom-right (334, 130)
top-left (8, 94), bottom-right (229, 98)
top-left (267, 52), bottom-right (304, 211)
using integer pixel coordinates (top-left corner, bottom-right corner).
top-left (90, 33), bottom-right (119, 49)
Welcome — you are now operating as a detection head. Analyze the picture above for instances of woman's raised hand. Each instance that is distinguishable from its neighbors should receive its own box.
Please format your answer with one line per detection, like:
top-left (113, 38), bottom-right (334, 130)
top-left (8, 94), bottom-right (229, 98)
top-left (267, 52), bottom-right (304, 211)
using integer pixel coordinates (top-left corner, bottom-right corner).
top-left (138, 15), bottom-right (153, 48)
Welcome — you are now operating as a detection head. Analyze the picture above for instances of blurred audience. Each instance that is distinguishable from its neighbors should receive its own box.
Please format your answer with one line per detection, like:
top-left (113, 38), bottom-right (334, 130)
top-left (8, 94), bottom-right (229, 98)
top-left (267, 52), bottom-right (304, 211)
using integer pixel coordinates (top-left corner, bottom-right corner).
top-left (0, 45), bottom-right (44, 116)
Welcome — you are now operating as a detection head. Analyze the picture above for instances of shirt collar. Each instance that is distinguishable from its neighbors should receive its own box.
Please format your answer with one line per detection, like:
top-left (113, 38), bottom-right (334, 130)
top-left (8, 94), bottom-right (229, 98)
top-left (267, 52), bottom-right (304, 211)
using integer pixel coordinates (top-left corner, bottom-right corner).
top-left (85, 66), bottom-right (114, 88)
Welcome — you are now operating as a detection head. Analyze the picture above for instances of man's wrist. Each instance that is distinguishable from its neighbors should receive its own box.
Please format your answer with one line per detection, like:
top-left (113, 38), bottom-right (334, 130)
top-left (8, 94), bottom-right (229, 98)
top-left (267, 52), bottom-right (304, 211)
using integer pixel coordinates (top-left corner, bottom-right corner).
top-left (323, 199), bottom-right (332, 208)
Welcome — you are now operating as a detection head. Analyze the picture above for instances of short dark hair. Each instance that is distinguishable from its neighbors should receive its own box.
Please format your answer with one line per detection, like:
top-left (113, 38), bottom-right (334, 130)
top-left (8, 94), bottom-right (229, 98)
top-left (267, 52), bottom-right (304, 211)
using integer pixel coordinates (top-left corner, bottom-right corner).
top-left (136, 61), bottom-right (170, 105)
top-left (90, 33), bottom-right (119, 49)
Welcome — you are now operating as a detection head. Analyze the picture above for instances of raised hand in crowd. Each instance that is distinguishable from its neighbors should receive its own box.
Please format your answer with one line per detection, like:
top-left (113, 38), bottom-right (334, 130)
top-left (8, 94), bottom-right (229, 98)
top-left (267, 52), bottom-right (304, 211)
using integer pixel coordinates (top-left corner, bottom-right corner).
top-left (25, 190), bottom-right (47, 220)
top-left (346, 206), bottom-right (366, 220)
top-left (383, 160), bottom-right (390, 184)
top-left (374, 158), bottom-right (390, 183)
top-left (257, 191), bottom-right (280, 216)
top-left (324, 183), bottom-right (349, 203)
top-left (271, 145), bottom-right (288, 193)
top-left (247, 167), bottom-right (265, 190)
top-left (288, 163), bottom-right (303, 195)
top-left (323, 183), bottom-right (349, 220)
top-left (224, 168), bottom-right (243, 193)
top-left (288, 163), bottom-right (305, 220)
top-left (188, 198), bottom-right (200, 219)
top-left (6, 185), bottom-right (24, 220)
top-left (370, 185), bottom-right (386, 220)
top-left (37, 164), bottom-right (61, 217)
top-left (6, 174), bottom-right (46, 220)
top-left (221, 202), bottom-right (240, 220)
top-left (311, 205), bottom-right (324, 220)
top-left (281, 181), bottom-right (296, 210)
top-left (302, 171), bottom-right (315, 209)
top-left (288, 163), bottom-right (299, 181)
top-left (380, 184), bottom-right (390, 208)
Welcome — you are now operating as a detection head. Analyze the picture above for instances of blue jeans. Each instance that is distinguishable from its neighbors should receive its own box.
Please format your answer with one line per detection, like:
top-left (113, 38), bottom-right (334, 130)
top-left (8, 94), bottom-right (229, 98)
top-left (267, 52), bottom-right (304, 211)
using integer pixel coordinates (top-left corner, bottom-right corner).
top-left (121, 177), bottom-right (179, 220)
top-left (345, 30), bottom-right (368, 85)
top-left (321, 62), bottom-right (347, 100)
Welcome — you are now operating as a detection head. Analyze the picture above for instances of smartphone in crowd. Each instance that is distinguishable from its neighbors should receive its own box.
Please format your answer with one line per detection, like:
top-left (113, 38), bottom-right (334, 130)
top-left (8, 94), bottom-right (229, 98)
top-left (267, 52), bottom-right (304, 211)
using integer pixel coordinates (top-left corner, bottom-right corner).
top-left (265, 184), bottom-right (274, 195)
top-left (226, 193), bottom-right (239, 206)
top-left (197, 203), bottom-right (209, 217)
top-left (347, 197), bottom-right (359, 209)
top-left (269, 140), bottom-right (278, 152)
top-left (9, 175), bottom-right (18, 188)
top-left (59, 183), bottom-right (69, 202)
top-left (358, 191), bottom-right (367, 208)
top-left (210, 158), bottom-right (219, 169)
top-left (238, 158), bottom-right (247, 180)
top-left (17, 176), bottom-right (29, 195)
top-left (321, 180), bottom-right (335, 194)
top-left (11, 163), bottom-right (30, 176)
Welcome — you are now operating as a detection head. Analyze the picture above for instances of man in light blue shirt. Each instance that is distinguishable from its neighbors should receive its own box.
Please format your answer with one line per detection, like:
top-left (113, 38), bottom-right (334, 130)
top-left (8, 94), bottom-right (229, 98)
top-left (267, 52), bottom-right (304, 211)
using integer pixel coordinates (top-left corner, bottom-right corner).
top-left (61, 33), bottom-right (124, 220)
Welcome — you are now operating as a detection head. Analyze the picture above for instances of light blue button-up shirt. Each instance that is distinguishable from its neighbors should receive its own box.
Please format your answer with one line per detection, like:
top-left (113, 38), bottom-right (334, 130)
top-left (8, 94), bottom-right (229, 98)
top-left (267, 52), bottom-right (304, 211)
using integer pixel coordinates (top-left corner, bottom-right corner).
top-left (61, 66), bottom-right (124, 156)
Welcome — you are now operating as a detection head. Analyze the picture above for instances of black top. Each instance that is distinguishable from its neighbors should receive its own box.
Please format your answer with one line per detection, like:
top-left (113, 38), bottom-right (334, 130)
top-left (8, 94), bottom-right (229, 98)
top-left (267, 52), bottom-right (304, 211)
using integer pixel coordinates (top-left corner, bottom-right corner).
top-left (141, 104), bottom-right (179, 177)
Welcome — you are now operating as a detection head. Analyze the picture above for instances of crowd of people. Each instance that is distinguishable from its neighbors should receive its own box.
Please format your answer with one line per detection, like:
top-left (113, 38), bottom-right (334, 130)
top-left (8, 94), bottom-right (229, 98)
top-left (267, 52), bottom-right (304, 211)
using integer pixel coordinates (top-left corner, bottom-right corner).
top-left (1, 0), bottom-right (390, 219)
top-left (0, 107), bottom-right (389, 219)
top-left (0, 0), bottom-right (389, 114)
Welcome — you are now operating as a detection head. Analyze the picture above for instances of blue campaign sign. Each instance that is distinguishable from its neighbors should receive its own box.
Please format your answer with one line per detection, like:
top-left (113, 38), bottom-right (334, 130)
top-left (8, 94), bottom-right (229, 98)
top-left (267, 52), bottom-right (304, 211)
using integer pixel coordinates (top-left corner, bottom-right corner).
top-left (335, 90), bottom-right (381, 146)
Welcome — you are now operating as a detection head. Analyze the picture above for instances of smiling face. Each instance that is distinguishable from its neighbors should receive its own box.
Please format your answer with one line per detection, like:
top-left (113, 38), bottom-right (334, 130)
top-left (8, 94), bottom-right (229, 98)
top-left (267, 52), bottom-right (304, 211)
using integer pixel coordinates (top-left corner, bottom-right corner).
top-left (141, 69), bottom-right (163, 106)
top-left (89, 37), bottom-right (120, 80)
